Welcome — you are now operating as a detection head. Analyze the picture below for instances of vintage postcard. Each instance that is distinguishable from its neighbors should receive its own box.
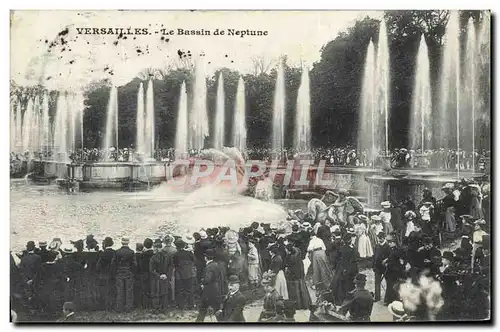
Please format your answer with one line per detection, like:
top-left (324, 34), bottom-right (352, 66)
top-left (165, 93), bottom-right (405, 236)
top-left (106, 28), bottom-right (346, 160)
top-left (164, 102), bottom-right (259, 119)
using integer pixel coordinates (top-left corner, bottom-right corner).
top-left (9, 10), bottom-right (491, 323)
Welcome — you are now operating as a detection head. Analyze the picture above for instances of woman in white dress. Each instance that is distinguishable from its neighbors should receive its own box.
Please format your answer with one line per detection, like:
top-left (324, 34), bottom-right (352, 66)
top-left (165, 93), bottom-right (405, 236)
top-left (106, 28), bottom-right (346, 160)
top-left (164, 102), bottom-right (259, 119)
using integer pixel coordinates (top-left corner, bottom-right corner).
top-left (354, 217), bottom-right (373, 258)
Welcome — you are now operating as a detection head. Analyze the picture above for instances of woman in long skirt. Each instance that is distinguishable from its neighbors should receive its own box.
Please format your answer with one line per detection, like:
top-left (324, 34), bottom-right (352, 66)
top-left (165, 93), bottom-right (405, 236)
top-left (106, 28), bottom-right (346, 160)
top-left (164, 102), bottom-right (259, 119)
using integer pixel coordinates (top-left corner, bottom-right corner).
top-left (247, 240), bottom-right (261, 287)
top-left (284, 243), bottom-right (311, 310)
top-left (307, 234), bottom-right (333, 293)
top-left (354, 218), bottom-right (373, 259)
top-left (269, 246), bottom-right (289, 300)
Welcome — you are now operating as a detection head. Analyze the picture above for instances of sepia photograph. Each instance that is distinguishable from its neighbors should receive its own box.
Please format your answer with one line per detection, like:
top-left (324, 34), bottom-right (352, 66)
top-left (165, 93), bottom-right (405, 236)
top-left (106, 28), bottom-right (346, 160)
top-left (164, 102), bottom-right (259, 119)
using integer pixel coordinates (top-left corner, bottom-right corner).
top-left (9, 9), bottom-right (491, 323)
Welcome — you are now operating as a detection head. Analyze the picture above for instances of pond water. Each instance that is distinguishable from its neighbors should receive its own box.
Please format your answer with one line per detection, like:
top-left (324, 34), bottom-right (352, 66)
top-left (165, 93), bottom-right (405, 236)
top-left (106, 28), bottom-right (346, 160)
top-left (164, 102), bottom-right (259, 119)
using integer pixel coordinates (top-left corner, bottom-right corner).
top-left (10, 180), bottom-right (307, 252)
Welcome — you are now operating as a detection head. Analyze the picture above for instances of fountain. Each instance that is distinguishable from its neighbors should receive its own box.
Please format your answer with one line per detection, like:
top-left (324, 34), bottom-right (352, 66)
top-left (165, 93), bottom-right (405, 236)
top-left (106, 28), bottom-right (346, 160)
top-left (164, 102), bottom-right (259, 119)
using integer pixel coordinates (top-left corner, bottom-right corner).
top-left (294, 66), bottom-right (311, 152)
top-left (22, 97), bottom-right (34, 155)
top-left (272, 58), bottom-right (286, 155)
top-left (464, 17), bottom-right (478, 172)
top-left (41, 91), bottom-right (50, 155)
top-left (358, 39), bottom-right (376, 164)
top-left (53, 92), bottom-right (68, 161)
top-left (175, 81), bottom-right (189, 159)
top-left (191, 57), bottom-right (209, 151)
top-left (213, 72), bottom-right (225, 150)
top-left (103, 85), bottom-right (119, 156)
top-left (135, 82), bottom-right (145, 155)
top-left (437, 11), bottom-right (460, 173)
top-left (15, 98), bottom-right (22, 154)
top-left (145, 79), bottom-right (155, 158)
top-left (375, 19), bottom-right (390, 154)
top-left (410, 35), bottom-right (432, 152)
top-left (233, 76), bottom-right (247, 154)
top-left (10, 97), bottom-right (17, 153)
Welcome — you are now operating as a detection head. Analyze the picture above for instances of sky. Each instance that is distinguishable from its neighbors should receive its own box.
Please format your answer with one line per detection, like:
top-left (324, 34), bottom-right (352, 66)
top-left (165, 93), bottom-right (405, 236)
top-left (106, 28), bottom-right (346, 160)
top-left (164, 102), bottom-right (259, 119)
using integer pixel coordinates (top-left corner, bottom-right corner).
top-left (10, 10), bottom-right (383, 90)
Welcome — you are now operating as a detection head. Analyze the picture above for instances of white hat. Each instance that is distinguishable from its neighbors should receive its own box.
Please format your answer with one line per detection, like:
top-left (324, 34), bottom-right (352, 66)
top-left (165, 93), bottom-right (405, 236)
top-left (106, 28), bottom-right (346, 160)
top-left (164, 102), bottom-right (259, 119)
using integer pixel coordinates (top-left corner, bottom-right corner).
top-left (199, 230), bottom-right (208, 239)
top-left (182, 234), bottom-right (195, 245)
top-left (388, 301), bottom-right (406, 318)
top-left (381, 201), bottom-right (391, 208)
top-left (371, 215), bottom-right (382, 222)
top-left (61, 245), bottom-right (74, 254)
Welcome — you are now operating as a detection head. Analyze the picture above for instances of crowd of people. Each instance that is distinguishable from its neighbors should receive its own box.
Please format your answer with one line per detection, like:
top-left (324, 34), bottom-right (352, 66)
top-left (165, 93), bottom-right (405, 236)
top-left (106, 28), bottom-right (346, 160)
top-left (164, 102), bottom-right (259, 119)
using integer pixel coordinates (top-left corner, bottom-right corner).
top-left (10, 146), bottom-right (490, 173)
top-left (10, 177), bottom-right (491, 322)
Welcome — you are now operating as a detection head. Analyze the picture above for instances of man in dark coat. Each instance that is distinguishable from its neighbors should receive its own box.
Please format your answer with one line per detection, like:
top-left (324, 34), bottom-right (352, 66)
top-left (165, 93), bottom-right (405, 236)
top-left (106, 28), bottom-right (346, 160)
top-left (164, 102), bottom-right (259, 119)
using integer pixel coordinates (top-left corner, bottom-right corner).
top-left (173, 239), bottom-right (197, 309)
top-left (81, 236), bottom-right (99, 310)
top-left (60, 246), bottom-right (84, 306)
top-left (113, 237), bottom-right (136, 312)
top-left (19, 241), bottom-right (42, 309)
top-left (194, 230), bottom-right (213, 284)
top-left (196, 249), bottom-right (223, 322)
top-left (383, 235), bottom-right (405, 305)
top-left (38, 251), bottom-right (65, 317)
top-left (35, 241), bottom-right (51, 264)
top-left (337, 273), bottom-right (374, 321)
top-left (372, 232), bottom-right (390, 302)
top-left (137, 238), bottom-right (154, 309)
top-left (96, 237), bottom-right (115, 310)
top-left (217, 275), bottom-right (247, 322)
top-left (331, 234), bottom-right (358, 305)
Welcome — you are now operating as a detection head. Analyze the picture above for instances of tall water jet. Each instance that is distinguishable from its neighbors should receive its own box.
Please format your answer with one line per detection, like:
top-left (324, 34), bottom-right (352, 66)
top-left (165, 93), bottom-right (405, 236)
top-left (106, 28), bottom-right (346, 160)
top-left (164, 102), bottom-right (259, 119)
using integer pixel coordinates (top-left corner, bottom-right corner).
top-left (294, 66), bottom-right (311, 152)
top-left (438, 11), bottom-right (460, 174)
top-left (477, 11), bottom-right (491, 152)
top-left (145, 79), bottom-right (155, 158)
top-left (10, 98), bottom-right (16, 153)
top-left (358, 39), bottom-right (376, 164)
top-left (103, 85), bottom-right (118, 155)
top-left (464, 17), bottom-right (478, 171)
top-left (22, 98), bottom-right (34, 154)
top-left (41, 91), bottom-right (50, 155)
top-left (272, 58), bottom-right (286, 155)
top-left (375, 20), bottom-right (390, 154)
top-left (175, 81), bottom-right (189, 159)
top-left (233, 76), bottom-right (247, 153)
top-left (410, 35), bottom-right (432, 152)
top-left (15, 99), bottom-right (22, 153)
top-left (136, 82), bottom-right (145, 154)
top-left (68, 94), bottom-right (77, 152)
top-left (213, 72), bottom-right (225, 150)
top-left (53, 92), bottom-right (68, 161)
top-left (191, 57), bottom-right (209, 151)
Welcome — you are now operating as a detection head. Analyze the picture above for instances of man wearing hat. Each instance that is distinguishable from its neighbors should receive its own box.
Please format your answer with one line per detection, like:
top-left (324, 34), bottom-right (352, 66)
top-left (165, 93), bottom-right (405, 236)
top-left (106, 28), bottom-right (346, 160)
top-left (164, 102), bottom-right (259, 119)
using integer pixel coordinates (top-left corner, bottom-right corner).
top-left (336, 273), bottom-right (373, 321)
top-left (173, 237), bottom-right (196, 310)
top-left (441, 183), bottom-right (457, 233)
top-left (194, 230), bottom-right (213, 285)
top-left (137, 238), bottom-right (154, 309)
top-left (216, 275), bottom-right (247, 322)
top-left (372, 232), bottom-right (390, 302)
top-left (163, 234), bottom-right (178, 304)
top-left (150, 235), bottom-right (175, 310)
top-left (59, 245), bottom-right (84, 307)
top-left (331, 233), bottom-right (358, 305)
top-left (19, 241), bottom-right (42, 309)
top-left (35, 241), bottom-right (50, 264)
top-left (82, 235), bottom-right (100, 310)
top-left (383, 234), bottom-right (405, 305)
top-left (114, 237), bottom-right (136, 312)
top-left (96, 237), bottom-right (115, 310)
top-left (196, 249), bottom-right (223, 322)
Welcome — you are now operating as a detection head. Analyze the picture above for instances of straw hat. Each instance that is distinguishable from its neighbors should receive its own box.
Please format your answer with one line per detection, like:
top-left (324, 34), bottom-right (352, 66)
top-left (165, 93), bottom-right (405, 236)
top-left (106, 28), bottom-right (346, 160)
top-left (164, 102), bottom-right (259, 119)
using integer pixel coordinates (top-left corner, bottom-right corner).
top-left (381, 201), bottom-right (391, 208)
top-left (388, 301), bottom-right (406, 319)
